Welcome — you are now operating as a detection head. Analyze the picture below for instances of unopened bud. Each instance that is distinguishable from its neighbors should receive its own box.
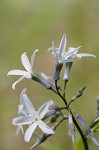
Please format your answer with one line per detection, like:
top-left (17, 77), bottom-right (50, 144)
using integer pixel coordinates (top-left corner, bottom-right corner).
top-left (32, 75), bottom-right (51, 89)
top-left (54, 63), bottom-right (63, 81)
top-left (63, 62), bottom-right (73, 81)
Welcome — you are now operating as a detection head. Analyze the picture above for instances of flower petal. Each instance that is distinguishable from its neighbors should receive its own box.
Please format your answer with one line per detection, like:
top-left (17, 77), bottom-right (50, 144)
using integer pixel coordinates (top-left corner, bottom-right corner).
top-left (18, 104), bottom-right (25, 116)
top-left (59, 59), bottom-right (73, 64)
top-left (38, 120), bottom-right (54, 134)
top-left (7, 70), bottom-right (29, 76)
top-left (24, 122), bottom-right (38, 142)
top-left (38, 101), bottom-right (50, 119)
top-left (20, 88), bottom-right (27, 104)
top-left (59, 34), bottom-right (66, 57)
top-left (12, 116), bottom-right (33, 125)
top-left (31, 49), bottom-right (39, 68)
top-left (76, 53), bottom-right (96, 59)
top-left (68, 46), bottom-right (81, 53)
top-left (12, 76), bottom-right (25, 90)
top-left (21, 52), bottom-right (31, 72)
top-left (16, 125), bottom-right (24, 135)
top-left (22, 94), bottom-right (36, 115)
top-left (65, 47), bottom-right (80, 59)
top-left (52, 42), bottom-right (59, 64)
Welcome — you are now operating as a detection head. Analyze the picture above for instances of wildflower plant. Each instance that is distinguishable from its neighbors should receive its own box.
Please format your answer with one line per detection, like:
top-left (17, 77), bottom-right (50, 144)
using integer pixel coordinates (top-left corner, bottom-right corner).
top-left (7, 34), bottom-right (99, 150)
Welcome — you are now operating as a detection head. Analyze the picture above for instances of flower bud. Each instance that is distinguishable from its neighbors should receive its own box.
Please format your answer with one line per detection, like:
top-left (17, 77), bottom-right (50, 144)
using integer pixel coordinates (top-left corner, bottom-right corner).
top-left (54, 63), bottom-right (63, 81)
top-left (32, 75), bottom-right (51, 89)
top-left (63, 62), bottom-right (73, 81)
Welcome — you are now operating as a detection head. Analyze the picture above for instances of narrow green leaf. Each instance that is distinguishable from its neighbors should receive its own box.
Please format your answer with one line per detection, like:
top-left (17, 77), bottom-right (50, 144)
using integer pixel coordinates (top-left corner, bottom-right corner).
top-left (91, 122), bottom-right (99, 132)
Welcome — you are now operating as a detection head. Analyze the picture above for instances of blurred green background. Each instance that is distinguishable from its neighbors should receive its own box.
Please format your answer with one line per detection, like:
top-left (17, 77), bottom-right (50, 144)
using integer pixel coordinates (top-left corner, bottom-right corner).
top-left (1, 0), bottom-right (99, 150)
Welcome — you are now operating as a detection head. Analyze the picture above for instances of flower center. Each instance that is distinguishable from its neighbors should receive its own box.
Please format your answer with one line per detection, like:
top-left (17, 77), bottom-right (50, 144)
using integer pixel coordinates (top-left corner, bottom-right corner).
top-left (35, 116), bottom-right (39, 121)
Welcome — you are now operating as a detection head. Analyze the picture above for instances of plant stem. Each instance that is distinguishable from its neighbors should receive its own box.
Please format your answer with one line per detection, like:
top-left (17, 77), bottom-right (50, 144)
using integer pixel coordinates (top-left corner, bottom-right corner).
top-left (55, 80), bottom-right (67, 106)
top-left (72, 114), bottom-right (89, 150)
top-left (53, 80), bottom-right (89, 150)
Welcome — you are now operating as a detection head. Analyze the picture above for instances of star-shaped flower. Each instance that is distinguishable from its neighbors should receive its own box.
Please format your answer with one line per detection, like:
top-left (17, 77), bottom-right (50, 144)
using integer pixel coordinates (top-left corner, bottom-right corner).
top-left (7, 50), bottom-right (38, 89)
top-left (50, 34), bottom-right (96, 64)
top-left (49, 34), bottom-right (96, 80)
top-left (12, 91), bottom-right (54, 143)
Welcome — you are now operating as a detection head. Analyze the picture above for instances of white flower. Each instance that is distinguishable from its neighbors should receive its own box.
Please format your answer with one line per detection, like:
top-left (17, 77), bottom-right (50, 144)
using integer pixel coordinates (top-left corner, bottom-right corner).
top-left (49, 34), bottom-right (96, 65)
top-left (49, 34), bottom-right (96, 81)
top-left (7, 50), bottom-right (38, 89)
top-left (68, 112), bottom-right (75, 143)
top-left (12, 91), bottom-right (54, 143)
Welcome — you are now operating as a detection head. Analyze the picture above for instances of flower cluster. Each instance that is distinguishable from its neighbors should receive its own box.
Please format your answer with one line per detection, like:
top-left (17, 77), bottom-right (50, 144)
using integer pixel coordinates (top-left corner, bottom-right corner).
top-left (8, 34), bottom-right (99, 150)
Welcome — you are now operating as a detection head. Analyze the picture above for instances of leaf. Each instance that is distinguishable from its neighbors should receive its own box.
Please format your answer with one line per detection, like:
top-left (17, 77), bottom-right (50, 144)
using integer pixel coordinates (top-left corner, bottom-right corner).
top-left (91, 121), bottom-right (99, 132)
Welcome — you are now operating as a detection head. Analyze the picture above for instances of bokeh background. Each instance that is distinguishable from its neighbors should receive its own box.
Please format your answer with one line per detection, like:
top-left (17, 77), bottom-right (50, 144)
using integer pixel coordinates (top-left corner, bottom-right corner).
top-left (1, 0), bottom-right (99, 150)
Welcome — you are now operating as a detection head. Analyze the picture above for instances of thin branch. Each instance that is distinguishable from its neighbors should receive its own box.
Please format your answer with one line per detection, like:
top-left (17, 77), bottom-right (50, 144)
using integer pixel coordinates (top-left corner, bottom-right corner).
top-left (55, 80), bottom-right (68, 106)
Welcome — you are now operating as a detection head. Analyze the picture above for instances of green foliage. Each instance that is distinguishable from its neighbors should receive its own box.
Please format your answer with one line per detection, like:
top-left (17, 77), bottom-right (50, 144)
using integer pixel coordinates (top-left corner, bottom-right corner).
top-left (92, 120), bottom-right (99, 132)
